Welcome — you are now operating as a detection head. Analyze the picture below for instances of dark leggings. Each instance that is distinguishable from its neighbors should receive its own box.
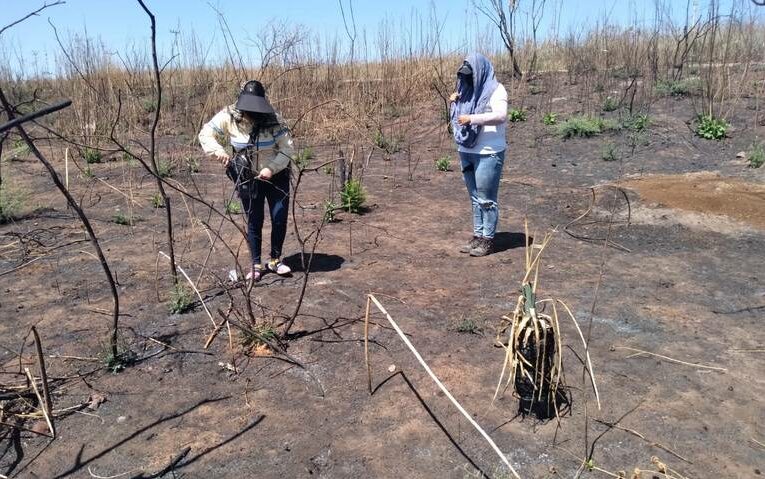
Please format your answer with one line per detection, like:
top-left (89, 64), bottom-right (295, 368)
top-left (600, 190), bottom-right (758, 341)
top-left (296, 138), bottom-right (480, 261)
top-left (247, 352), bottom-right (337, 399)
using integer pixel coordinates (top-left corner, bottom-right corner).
top-left (227, 158), bottom-right (290, 265)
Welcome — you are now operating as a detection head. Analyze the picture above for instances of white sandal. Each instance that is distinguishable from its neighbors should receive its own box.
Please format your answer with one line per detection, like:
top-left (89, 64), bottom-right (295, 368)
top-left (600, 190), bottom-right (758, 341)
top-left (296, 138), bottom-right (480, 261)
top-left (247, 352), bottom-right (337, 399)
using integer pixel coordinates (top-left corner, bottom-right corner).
top-left (267, 259), bottom-right (291, 276)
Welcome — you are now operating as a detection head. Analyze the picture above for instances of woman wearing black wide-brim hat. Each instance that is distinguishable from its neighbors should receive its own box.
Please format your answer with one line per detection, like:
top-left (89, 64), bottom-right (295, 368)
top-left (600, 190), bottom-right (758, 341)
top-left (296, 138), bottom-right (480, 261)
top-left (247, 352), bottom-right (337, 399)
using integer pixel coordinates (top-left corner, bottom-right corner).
top-left (199, 80), bottom-right (295, 282)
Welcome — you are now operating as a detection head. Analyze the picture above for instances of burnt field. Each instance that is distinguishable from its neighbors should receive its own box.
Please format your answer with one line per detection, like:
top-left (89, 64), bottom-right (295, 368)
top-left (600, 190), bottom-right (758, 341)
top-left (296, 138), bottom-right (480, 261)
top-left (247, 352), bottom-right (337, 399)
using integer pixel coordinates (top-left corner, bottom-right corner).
top-left (2, 76), bottom-right (765, 478)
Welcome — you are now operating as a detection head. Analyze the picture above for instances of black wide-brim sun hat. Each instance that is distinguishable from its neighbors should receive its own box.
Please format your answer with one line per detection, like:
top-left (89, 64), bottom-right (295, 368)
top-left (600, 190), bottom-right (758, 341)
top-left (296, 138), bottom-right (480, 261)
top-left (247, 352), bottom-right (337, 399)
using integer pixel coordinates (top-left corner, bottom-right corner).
top-left (236, 80), bottom-right (275, 114)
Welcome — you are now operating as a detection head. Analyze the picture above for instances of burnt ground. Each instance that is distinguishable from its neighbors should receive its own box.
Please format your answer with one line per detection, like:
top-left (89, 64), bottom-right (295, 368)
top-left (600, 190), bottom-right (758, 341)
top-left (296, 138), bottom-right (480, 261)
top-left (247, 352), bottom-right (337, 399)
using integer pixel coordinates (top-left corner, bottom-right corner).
top-left (1, 88), bottom-right (764, 479)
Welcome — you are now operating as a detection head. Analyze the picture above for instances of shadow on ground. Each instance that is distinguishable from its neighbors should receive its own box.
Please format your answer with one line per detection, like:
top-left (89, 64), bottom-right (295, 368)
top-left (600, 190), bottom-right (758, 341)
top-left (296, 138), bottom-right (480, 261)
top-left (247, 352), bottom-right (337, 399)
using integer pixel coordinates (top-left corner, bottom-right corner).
top-left (49, 397), bottom-right (264, 479)
top-left (493, 232), bottom-right (532, 253)
top-left (282, 252), bottom-right (345, 272)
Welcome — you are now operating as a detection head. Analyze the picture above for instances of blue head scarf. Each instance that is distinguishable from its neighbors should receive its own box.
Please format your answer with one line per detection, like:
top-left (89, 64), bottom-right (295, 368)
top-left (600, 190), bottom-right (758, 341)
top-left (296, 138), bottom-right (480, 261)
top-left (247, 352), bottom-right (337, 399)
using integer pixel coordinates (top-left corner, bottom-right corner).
top-left (450, 53), bottom-right (499, 148)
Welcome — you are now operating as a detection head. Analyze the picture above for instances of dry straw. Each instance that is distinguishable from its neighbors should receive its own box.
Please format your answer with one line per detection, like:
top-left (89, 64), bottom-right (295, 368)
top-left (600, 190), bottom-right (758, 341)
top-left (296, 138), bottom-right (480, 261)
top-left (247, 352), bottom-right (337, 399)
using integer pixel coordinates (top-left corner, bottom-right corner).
top-left (494, 221), bottom-right (601, 418)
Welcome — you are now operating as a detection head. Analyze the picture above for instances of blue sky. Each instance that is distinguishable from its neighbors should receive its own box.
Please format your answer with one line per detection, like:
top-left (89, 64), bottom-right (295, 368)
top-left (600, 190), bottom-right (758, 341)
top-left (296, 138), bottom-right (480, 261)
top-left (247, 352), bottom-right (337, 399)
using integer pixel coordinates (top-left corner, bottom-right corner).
top-left (1, 0), bottom-right (757, 75)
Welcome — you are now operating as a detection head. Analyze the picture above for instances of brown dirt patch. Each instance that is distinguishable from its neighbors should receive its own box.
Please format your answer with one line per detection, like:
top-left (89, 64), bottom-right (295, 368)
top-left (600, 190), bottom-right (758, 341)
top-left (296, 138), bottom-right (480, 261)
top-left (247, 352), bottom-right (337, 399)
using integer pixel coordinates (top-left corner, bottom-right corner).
top-left (621, 172), bottom-right (765, 229)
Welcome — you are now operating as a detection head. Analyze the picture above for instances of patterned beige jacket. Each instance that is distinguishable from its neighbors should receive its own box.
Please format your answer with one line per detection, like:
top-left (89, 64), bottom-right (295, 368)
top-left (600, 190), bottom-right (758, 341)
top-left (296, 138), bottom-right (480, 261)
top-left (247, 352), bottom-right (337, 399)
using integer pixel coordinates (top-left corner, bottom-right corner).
top-left (198, 105), bottom-right (294, 175)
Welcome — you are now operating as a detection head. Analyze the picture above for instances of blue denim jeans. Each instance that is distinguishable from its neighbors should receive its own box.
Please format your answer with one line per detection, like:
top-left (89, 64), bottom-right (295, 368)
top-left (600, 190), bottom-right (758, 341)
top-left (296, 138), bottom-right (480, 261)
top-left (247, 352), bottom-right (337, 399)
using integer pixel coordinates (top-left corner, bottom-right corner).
top-left (459, 150), bottom-right (505, 239)
top-left (227, 155), bottom-right (290, 265)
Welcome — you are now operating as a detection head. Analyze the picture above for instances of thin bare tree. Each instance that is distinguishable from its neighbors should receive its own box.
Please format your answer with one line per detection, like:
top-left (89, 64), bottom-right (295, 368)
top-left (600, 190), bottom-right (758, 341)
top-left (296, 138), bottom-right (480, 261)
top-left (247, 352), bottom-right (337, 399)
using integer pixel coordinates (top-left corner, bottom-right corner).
top-left (474, 0), bottom-right (524, 79)
top-left (0, 92), bottom-right (121, 360)
top-left (137, 0), bottom-right (179, 286)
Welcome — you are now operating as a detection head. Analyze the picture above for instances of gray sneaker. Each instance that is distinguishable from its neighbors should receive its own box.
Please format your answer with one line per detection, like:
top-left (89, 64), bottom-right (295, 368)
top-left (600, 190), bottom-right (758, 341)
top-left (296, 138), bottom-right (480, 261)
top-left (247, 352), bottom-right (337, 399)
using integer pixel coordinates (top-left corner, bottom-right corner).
top-left (469, 237), bottom-right (493, 257)
top-left (460, 236), bottom-right (481, 254)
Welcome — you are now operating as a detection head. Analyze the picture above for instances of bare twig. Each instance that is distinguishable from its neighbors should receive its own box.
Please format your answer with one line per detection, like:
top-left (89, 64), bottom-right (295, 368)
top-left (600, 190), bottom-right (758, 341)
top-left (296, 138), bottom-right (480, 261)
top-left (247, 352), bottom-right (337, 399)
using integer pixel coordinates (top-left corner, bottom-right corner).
top-left (593, 418), bottom-right (692, 464)
top-left (613, 346), bottom-right (727, 372)
top-left (0, 1), bottom-right (65, 37)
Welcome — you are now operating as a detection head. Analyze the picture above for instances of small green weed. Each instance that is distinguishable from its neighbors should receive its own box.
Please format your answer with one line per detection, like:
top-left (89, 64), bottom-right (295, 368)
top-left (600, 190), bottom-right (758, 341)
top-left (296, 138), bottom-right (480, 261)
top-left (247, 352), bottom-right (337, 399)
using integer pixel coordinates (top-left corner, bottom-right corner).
top-left (141, 98), bottom-right (157, 113)
top-left (542, 112), bottom-right (558, 125)
top-left (169, 284), bottom-right (194, 314)
top-left (602, 96), bottom-right (619, 112)
top-left (83, 148), bottom-right (102, 164)
top-left (112, 212), bottom-right (137, 226)
top-left (656, 77), bottom-right (701, 97)
top-left (435, 155), bottom-right (452, 172)
top-left (186, 157), bottom-right (200, 173)
top-left (121, 151), bottom-right (138, 167)
top-left (508, 108), bottom-right (527, 122)
top-left (627, 130), bottom-right (650, 149)
top-left (0, 183), bottom-right (24, 223)
top-left (528, 84), bottom-right (545, 95)
top-left (382, 103), bottom-right (407, 119)
top-left (225, 199), bottom-right (242, 214)
top-left (456, 317), bottom-right (481, 334)
top-left (242, 323), bottom-right (278, 349)
top-left (600, 142), bottom-right (620, 161)
top-left (695, 115), bottom-right (728, 140)
top-left (157, 160), bottom-right (174, 178)
top-left (611, 66), bottom-right (641, 80)
top-left (104, 349), bottom-right (136, 374)
top-left (8, 140), bottom-right (30, 158)
top-left (557, 116), bottom-right (615, 139)
top-left (151, 193), bottom-right (165, 208)
top-left (748, 143), bottom-right (764, 168)
top-left (83, 166), bottom-right (95, 179)
top-left (624, 114), bottom-right (650, 131)
top-left (599, 118), bottom-right (622, 132)
top-left (323, 200), bottom-right (338, 223)
top-left (373, 130), bottom-right (402, 154)
top-left (322, 164), bottom-right (334, 175)
top-left (294, 147), bottom-right (314, 170)
top-left (341, 179), bottom-right (366, 214)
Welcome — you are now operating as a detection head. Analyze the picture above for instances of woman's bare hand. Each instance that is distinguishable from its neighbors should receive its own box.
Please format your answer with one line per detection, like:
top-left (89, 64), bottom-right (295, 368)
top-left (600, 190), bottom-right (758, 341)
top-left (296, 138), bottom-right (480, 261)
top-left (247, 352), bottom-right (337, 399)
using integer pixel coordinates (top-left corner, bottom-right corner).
top-left (214, 151), bottom-right (230, 167)
top-left (449, 92), bottom-right (459, 102)
top-left (258, 167), bottom-right (273, 180)
top-left (457, 115), bottom-right (471, 126)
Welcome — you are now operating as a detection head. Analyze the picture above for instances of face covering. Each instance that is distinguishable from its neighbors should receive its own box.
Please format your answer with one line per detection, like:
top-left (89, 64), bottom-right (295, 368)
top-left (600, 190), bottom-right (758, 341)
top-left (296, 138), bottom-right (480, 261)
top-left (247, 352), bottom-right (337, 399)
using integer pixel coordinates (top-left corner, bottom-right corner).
top-left (449, 53), bottom-right (499, 148)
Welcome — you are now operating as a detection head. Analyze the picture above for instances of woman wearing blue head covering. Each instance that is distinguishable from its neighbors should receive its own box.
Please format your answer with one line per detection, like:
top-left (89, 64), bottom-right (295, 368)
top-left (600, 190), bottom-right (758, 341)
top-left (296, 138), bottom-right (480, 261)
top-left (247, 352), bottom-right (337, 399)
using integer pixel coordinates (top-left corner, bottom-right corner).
top-left (449, 53), bottom-right (508, 256)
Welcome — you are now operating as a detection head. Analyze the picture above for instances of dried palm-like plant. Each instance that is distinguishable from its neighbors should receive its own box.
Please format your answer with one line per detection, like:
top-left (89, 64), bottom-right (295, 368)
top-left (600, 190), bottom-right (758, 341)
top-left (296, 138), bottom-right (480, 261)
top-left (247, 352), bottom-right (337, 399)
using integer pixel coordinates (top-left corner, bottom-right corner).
top-left (494, 223), bottom-right (599, 419)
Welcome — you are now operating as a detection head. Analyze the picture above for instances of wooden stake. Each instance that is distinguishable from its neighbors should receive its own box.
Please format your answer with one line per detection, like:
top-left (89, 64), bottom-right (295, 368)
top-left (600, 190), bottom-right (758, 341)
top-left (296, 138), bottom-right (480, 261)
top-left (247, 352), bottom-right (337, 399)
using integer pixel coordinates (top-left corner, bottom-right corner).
top-left (64, 147), bottom-right (69, 190)
top-left (31, 327), bottom-right (54, 437)
top-left (24, 368), bottom-right (54, 438)
top-left (367, 294), bottom-right (522, 479)
top-left (364, 296), bottom-right (372, 394)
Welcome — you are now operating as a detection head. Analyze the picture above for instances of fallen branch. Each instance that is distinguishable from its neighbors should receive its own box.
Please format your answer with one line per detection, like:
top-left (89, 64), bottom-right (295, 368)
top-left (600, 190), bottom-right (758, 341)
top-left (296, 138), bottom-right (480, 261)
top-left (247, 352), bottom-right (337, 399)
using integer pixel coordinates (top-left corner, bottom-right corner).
top-left (205, 309), bottom-right (230, 349)
top-left (593, 418), bottom-right (692, 464)
top-left (365, 294), bottom-right (521, 479)
top-left (613, 346), bottom-right (727, 372)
